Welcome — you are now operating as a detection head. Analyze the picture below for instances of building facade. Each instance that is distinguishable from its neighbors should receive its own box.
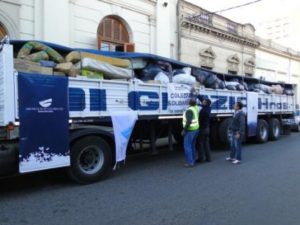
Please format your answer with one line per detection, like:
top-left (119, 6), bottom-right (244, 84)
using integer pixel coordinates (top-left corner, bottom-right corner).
top-left (177, 0), bottom-right (300, 105)
top-left (178, 0), bottom-right (258, 76)
top-left (257, 11), bottom-right (300, 52)
top-left (256, 37), bottom-right (300, 107)
top-left (0, 0), bottom-right (299, 104)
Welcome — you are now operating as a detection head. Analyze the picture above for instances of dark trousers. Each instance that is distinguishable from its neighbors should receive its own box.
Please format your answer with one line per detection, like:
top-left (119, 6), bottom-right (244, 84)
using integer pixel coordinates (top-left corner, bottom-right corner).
top-left (197, 128), bottom-right (211, 162)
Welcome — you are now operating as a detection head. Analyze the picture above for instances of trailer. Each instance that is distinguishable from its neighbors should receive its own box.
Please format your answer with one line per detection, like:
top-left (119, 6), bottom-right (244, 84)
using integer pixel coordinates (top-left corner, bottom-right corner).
top-left (0, 40), bottom-right (296, 183)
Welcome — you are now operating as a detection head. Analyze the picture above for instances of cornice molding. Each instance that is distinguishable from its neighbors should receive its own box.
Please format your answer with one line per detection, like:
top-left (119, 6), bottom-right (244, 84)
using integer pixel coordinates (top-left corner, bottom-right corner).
top-left (181, 19), bottom-right (259, 48)
top-left (0, 0), bottom-right (21, 6)
top-left (72, 0), bottom-right (155, 16)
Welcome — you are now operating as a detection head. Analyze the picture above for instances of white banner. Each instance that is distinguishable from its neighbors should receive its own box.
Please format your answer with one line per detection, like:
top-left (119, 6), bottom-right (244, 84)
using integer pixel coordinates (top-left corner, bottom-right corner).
top-left (168, 83), bottom-right (192, 112)
top-left (247, 92), bottom-right (258, 137)
top-left (110, 111), bottom-right (138, 163)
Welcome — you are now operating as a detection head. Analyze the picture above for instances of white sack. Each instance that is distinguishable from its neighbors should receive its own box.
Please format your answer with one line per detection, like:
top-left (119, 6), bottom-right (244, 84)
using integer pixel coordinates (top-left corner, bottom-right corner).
top-left (77, 58), bottom-right (133, 79)
top-left (182, 67), bottom-right (192, 75)
top-left (154, 72), bottom-right (170, 84)
top-left (173, 73), bottom-right (196, 85)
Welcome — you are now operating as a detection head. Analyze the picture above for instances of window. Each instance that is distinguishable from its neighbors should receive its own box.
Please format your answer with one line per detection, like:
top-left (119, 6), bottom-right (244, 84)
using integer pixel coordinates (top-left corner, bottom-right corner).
top-left (188, 12), bottom-right (211, 25)
top-left (244, 58), bottom-right (255, 76)
top-left (201, 66), bottom-right (213, 70)
top-left (199, 47), bottom-right (215, 69)
top-left (227, 54), bottom-right (240, 74)
top-left (97, 16), bottom-right (134, 52)
top-left (228, 70), bottom-right (237, 75)
top-left (199, 13), bottom-right (211, 24)
top-left (227, 22), bottom-right (237, 34)
top-left (0, 22), bottom-right (8, 40)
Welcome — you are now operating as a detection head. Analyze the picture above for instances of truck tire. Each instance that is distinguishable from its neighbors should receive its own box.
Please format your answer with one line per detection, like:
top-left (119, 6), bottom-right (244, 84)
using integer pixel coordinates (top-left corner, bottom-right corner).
top-left (172, 121), bottom-right (183, 145)
top-left (219, 118), bottom-right (233, 147)
top-left (173, 131), bottom-right (183, 145)
top-left (210, 122), bottom-right (220, 148)
top-left (268, 118), bottom-right (281, 141)
top-left (256, 119), bottom-right (269, 143)
top-left (282, 125), bottom-right (291, 135)
top-left (68, 136), bottom-right (113, 184)
top-left (0, 147), bottom-right (18, 176)
top-left (293, 123), bottom-right (300, 132)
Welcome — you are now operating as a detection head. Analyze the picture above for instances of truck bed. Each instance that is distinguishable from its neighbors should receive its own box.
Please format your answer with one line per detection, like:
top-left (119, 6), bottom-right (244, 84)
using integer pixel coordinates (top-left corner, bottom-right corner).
top-left (0, 44), bottom-right (295, 127)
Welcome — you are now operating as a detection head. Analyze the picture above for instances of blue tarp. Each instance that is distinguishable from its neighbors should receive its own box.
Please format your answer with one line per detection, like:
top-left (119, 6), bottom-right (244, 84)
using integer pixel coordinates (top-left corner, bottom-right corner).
top-left (10, 40), bottom-right (191, 68)
top-left (10, 40), bottom-right (294, 88)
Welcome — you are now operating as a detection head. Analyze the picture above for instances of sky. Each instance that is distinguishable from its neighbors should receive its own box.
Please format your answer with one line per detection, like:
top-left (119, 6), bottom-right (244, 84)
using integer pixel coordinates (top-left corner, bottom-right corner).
top-left (186, 0), bottom-right (300, 49)
top-left (187, 0), bottom-right (300, 24)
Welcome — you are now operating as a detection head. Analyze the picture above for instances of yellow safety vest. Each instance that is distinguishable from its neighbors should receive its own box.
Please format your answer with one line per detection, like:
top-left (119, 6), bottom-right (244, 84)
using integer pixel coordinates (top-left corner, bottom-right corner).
top-left (182, 106), bottom-right (199, 131)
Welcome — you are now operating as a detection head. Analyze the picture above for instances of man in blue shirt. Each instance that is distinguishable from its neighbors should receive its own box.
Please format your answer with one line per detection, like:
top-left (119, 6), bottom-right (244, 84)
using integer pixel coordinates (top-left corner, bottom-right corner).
top-left (226, 102), bottom-right (246, 164)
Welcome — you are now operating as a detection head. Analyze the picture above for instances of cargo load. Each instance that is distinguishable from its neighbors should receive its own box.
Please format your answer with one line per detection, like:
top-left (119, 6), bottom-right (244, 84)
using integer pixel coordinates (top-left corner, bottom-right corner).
top-left (17, 41), bottom-right (64, 63)
top-left (76, 57), bottom-right (133, 79)
top-left (14, 59), bottom-right (53, 75)
top-left (66, 51), bottom-right (131, 68)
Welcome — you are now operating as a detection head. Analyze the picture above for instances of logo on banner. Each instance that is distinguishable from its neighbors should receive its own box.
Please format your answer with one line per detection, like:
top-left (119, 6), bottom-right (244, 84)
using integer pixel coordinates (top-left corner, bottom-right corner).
top-left (38, 146), bottom-right (50, 151)
top-left (24, 98), bottom-right (64, 114)
top-left (39, 99), bottom-right (53, 108)
top-left (110, 112), bottom-right (138, 163)
top-left (121, 126), bottom-right (134, 139)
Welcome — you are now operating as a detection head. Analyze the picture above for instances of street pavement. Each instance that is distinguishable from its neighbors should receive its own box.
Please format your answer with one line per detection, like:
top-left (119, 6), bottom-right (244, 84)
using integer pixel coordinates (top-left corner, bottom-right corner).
top-left (0, 133), bottom-right (300, 225)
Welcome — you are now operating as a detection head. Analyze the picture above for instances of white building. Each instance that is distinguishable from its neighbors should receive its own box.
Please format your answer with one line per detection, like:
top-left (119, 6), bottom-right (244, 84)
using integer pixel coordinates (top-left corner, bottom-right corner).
top-left (0, 0), bottom-right (176, 57)
top-left (257, 11), bottom-right (300, 52)
top-left (256, 37), bottom-right (300, 106)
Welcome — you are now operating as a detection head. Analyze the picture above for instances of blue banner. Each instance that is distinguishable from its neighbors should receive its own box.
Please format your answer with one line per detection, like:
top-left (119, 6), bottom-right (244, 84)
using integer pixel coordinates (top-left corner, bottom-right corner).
top-left (18, 73), bottom-right (70, 173)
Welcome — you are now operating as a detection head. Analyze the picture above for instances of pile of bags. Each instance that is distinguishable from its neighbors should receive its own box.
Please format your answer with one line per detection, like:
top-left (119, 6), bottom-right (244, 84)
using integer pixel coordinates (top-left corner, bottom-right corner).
top-left (14, 41), bottom-right (134, 80)
top-left (173, 67), bottom-right (196, 85)
top-left (192, 69), bottom-right (224, 89)
top-left (137, 63), bottom-right (197, 86)
top-left (248, 83), bottom-right (286, 95)
top-left (14, 41), bottom-right (294, 96)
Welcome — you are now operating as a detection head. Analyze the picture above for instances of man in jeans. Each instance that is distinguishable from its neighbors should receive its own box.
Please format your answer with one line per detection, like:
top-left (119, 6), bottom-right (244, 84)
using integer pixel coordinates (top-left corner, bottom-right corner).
top-left (182, 99), bottom-right (199, 167)
top-left (226, 102), bottom-right (245, 164)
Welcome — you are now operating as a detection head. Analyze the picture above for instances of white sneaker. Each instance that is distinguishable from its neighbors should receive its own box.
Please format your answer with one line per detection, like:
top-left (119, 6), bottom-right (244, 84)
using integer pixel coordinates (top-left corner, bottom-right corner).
top-left (226, 157), bottom-right (235, 161)
top-left (232, 160), bottom-right (241, 164)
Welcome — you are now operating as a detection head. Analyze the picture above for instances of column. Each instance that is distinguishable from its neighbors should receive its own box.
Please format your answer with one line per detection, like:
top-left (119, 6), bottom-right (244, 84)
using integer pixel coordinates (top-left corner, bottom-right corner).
top-left (156, 0), bottom-right (171, 57)
top-left (42, 0), bottom-right (70, 46)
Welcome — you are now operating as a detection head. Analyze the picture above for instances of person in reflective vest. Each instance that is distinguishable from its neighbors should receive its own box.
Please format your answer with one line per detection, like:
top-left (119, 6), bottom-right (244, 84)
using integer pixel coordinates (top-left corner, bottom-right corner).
top-left (182, 98), bottom-right (199, 167)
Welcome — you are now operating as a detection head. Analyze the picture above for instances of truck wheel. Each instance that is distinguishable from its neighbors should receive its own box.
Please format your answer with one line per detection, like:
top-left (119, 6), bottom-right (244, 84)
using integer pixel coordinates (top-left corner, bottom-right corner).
top-left (68, 136), bottom-right (112, 184)
top-left (172, 122), bottom-right (183, 145)
top-left (210, 123), bottom-right (220, 148)
top-left (256, 119), bottom-right (269, 143)
top-left (268, 118), bottom-right (281, 141)
top-left (172, 131), bottom-right (183, 145)
top-left (0, 147), bottom-right (18, 176)
top-left (282, 125), bottom-right (291, 135)
top-left (293, 123), bottom-right (300, 132)
top-left (219, 118), bottom-right (233, 147)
